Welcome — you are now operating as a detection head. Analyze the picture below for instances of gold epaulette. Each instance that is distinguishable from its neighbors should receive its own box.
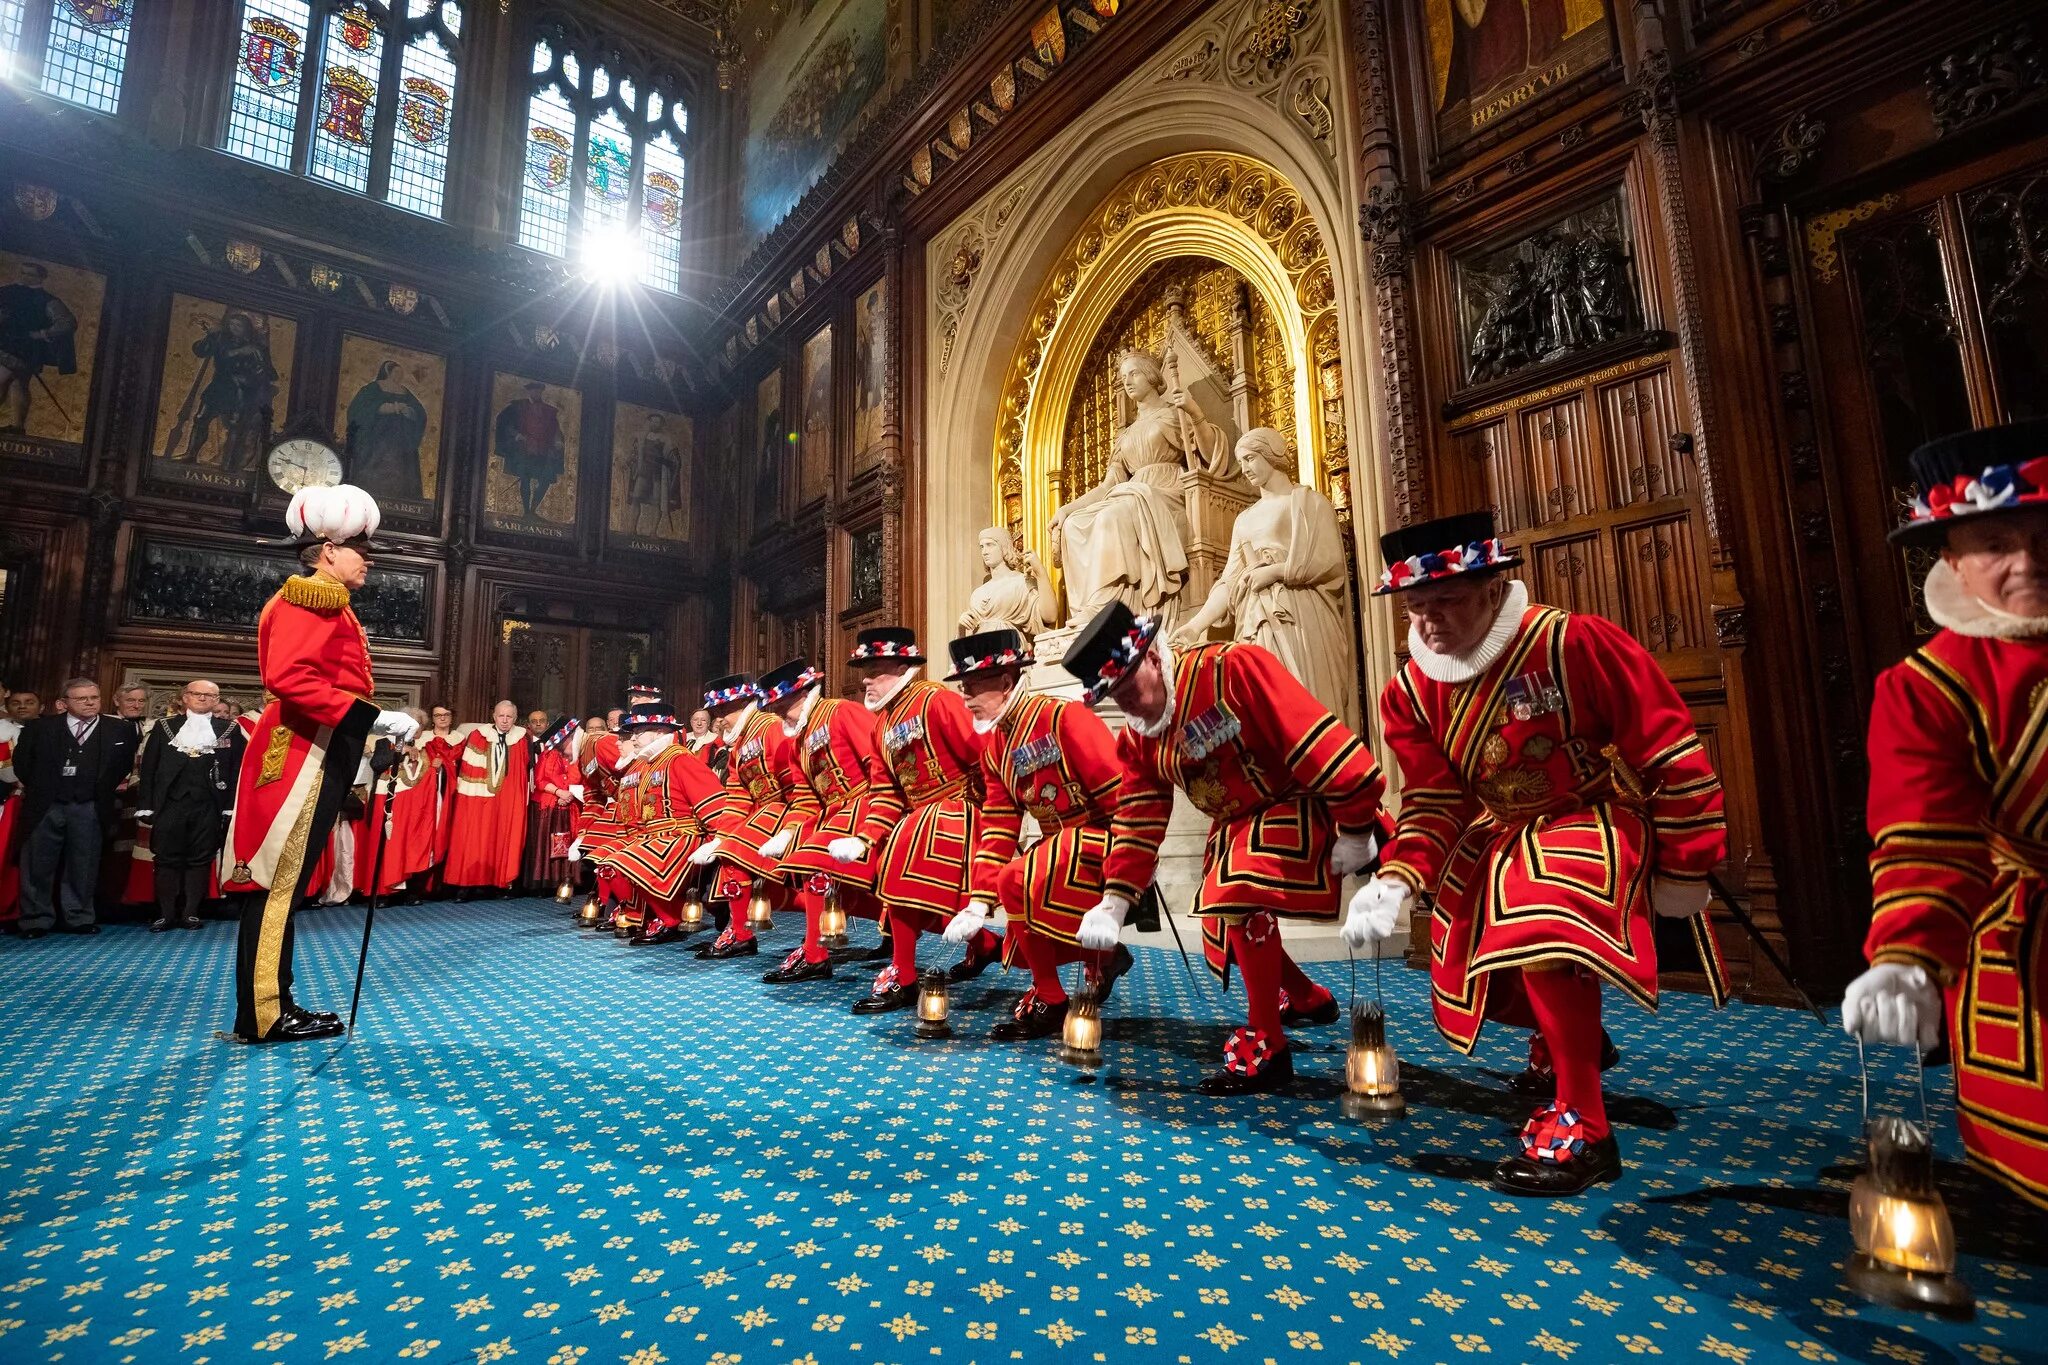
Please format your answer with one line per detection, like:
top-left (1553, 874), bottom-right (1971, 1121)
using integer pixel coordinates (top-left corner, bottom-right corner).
top-left (279, 574), bottom-right (351, 612)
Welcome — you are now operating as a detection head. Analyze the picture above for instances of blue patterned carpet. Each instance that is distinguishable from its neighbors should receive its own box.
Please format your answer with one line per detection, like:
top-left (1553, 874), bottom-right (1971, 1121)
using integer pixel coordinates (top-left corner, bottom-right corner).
top-left (0, 898), bottom-right (2039, 1365)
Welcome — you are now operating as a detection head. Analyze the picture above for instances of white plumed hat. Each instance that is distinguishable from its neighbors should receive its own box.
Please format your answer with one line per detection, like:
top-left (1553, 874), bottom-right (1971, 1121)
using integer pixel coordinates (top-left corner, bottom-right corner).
top-left (275, 483), bottom-right (383, 549)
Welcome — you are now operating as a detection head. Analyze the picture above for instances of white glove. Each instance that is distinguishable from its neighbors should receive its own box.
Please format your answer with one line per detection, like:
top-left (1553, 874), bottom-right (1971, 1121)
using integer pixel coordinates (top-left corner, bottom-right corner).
top-left (1651, 878), bottom-right (1710, 920)
top-left (135, 809), bottom-right (154, 820)
top-left (760, 829), bottom-right (794, 859)
top-left (1328, 830), bottom-right (1381, 878)
top-left (567, 784), bottom-right (585, 802)
top-left (1078, 894), bottom-right (1132, 951)
top-left (828, 836), bottom-right (866, 864)
top-left (944, 900), bottom-right (992, 944)
top-left (372, 709), bottom-right (419, 744)
top-left (1842, 962), bottom-right (1943, 1054)
top-left (566, 836), bottom-right (583, 863)
top-left (1342, 875), bottom-right (1413, 949)
top-left (689, 838), bottom-right (723, 866)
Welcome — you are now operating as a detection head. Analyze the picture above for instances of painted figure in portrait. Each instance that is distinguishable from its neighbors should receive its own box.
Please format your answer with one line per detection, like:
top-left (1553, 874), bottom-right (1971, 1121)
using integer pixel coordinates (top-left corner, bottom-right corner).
top-left (0, 256), bottom-right (98, 448)
top-left (853, 280), bottom-right (886, 466)
top-left (613, 403), bottom-right (691, 542)
top-left (494, 379), bottom-right (567, 520)
top-left (739, 0), bottom-right (889, 244)
top-left (799, 325), bottom-right (832, 504)
top-left (752, 370), bottom-right (784, 526)
top-left (1426, 0), bottom-right (1611, 150)
top-left (155, 298), bottom-right (295, 473)
top-left (484, 373), bottom-right (580, 532)
top-left (337, 337), bottom-right (442, 506)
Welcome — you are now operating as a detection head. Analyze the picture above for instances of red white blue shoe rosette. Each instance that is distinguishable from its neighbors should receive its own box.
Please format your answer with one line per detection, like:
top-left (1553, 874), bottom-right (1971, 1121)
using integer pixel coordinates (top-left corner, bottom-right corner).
top-left (1518, 1101), bottom-right (1588, 1163)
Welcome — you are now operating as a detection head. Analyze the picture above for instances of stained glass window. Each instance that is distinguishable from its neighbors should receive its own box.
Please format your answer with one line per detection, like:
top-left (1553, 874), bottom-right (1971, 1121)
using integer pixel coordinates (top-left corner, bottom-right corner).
top-left (517, 21), bottom-right (692, 293)
top-left (220, 0), bottom-right (462, 217)
top-left (3, 0), bottom-right (135, 113)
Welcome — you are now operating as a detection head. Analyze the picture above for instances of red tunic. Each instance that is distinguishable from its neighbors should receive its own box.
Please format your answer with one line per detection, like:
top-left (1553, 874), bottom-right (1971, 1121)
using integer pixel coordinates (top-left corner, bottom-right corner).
top-left (974, 692), bottom-right (1121, 953)
top-left (1107, 642), bottom-right (1387, 977)
top-left (592, 742), bottom-right (733, 900)
top-left (443, 727), bottom-right (531, 888)
top-left (859, 680), bottom-right (985, 930)
top-left (576, 732), bottom-right (628, 851)
top-left (422, 732), bottom-right (462, 864)
top-left (707, 708), bottom-right (820, 888)
top-left (228, 573), bottom-right (379, 888)
top-left (1865, 628), bottom-right (2048, 1209)
top-left (355, 751), bottom-right (438, 895)
top-left (781, 697), bottom-right (888, 904)
top-left (1379, 604), bottom-right (1728, 1054)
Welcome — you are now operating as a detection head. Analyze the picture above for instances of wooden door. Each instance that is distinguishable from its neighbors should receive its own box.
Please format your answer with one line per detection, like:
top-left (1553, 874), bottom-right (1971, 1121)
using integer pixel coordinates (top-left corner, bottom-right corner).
top-left (498, 621), bottom-right (655, 720)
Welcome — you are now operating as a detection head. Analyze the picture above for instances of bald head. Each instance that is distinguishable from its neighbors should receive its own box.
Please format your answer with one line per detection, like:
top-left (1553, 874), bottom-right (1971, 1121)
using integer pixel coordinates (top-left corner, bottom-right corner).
top-left (182, 679), bottom-right (222, 716)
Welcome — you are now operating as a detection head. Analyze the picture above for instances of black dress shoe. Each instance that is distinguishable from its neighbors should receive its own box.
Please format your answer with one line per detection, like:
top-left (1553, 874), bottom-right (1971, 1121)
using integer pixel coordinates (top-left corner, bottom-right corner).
top-left (990, 996), bottom-right (1068, 1041)
top-left (60, 923), bottom-right (100, 935)
top-left (851, 984), bottom-right (918, 1015)
top-left (1509, 1030), bottom-right (1622, 1095)
top-left (1198, 1047), bottom-right (1295, 1096)
top-left (1090, 944), bottom-right (1135, 1004)
top-left (150, 917), bottom-right (175, 933)
top-left (635, 925), bottom-right (691, 947)
top-left (853, 942), bottom-right (894, 962)
top-left (259, 1013), bottom-right (345, 1043)
top-left (948, 938), bottom-right (1000, 982)
top-left (18, 928), bottom-right (48, 940)
top-left (709, 936), bottom-right (760, 959)
top-left (181, 918), bottom-right (203, 931)
top-left (289, 1004), bottom-right (342, 1028)
top-left (763, 956), bottom-right (833, 984)
top-left (1280, 991), bottom-right (1340, 1028)
top-left (1491, 1134), bottom-right (1623, 1196)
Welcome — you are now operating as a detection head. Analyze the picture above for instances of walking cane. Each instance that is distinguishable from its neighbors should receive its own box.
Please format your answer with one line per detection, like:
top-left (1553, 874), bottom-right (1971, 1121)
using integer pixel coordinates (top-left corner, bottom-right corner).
top-left (348, 740), bottom-right (404, 1033)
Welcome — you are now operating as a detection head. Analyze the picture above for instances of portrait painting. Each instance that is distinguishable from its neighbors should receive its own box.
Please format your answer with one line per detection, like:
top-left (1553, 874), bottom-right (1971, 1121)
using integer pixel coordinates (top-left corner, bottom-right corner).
top-left (853, 279), bottom-right (886, 469)
top-left (484, 372), bottom-right (581, 541)
top-left (1426, 0), bottom-right (1612, 154)
top-left (333, 333), bottom-right (444, 520)
top-left (150, 293), bottom-right (298, 493)
top-left (799, 324), bottom-right (832, 505)
top-left (752, 369), bottom-right (785, 528)
top-left (738, 0), bottom-right (888, 246)
top-left (0, 249), bottom-right (105, 471)
top-left (609, 401), bottom-right (693, 553)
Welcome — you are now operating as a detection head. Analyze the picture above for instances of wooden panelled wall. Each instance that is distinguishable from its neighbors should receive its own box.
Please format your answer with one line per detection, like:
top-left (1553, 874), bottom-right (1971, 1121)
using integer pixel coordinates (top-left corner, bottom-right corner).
top-left (0, 0), bottom-right (732, 722)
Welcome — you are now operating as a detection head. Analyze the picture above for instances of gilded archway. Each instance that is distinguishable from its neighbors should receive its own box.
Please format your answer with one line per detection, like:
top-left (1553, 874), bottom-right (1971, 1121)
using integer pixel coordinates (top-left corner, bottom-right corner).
top-left (992, 152), bottom-right (1346, 570)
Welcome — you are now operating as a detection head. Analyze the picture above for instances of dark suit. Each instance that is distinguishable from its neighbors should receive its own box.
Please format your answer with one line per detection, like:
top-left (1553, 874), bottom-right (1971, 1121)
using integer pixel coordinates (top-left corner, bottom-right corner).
top-left (14, 714), bottom-right (138, 930)
top-left (138, 715), bottom-right (245, 925)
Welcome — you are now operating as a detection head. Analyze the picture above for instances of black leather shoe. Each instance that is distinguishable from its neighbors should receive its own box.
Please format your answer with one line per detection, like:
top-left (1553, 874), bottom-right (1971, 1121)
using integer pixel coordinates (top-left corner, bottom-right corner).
top-left (1090, 944), bottom-right (1135, 1004)
top-left (1281, 991), bottom-right (1340, 1028)
top-left (18, 928), bottom-right (48, 940)
top-left (1198, 1047), bottom-right (1295, 1095)
top-left (853, 942), bottom-right (894, 962)
top-left (60, 923), bottom-right (100, 935)
top-left (1509, 1030), bottom-right (1621, 1095)
top-left (709, 936), bottom-right (760, 959)
top-left (763, 956), bottom-right (833, 984)
top-left (150, 917), bottom-right (175, 933)
top-left (1491, 1134), bottom-right (1623, 1196)
top-left (261, 1012), bottom-right (345, 1043)
top-left (850, 984), bottom-right (918, 1015)
top-left (289, 1004), bottom-right (342, 1028)
top-left (181, 918), bottom-right (203, 931)
top-left (948, 937), bottom-right (1000, 982)
top-left (635, 925), bottom-right (691, 947)
top-left (990, 997), bottom-right (1068, 1041)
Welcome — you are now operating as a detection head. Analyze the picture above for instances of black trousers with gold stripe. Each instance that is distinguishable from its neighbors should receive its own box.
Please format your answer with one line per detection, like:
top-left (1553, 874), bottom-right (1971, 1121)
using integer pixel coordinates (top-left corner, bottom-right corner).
top-left (232, 709), bottom-right (373, 1038)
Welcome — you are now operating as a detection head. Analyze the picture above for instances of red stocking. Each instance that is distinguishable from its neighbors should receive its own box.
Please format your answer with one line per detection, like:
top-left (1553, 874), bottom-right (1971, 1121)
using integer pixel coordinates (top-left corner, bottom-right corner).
top-left (724, 896), bottom-right (754, 943)
top-left (1521, 965), bottom-right (1610, 1140)
top-left (796, 885), bottom-right (829, 964)
top-left (889, 905), bottom-right (920, 984)
top-left (1279, 949), bottom-right (1332, 1012)
top-left (1227, 913), bottom-right (1287, 1046)
top-left (1016, 927), bottom-right (1069, 1005)
top-left (647, 896), bottom-right (681, 930)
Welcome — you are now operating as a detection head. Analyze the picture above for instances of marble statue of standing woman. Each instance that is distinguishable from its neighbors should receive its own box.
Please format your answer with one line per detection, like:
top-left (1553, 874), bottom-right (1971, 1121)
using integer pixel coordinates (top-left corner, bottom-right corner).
top-left (958, 525), bottom-right (1059, 639)
top-left (1170, 427), bottom-right (1359, 729)
top-left (1048, 350), bottom-right (1230, 625)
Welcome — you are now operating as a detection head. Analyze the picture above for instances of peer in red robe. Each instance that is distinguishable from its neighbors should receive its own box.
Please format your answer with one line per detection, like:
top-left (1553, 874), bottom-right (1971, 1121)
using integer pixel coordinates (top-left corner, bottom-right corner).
top-left (0, 718), bottom-right (21, 925)
top-left (420, 707), bottom-right (462, 883)
top-left (443, 701), bottom-right (531, 895)
top-left (522, 717), bottom-right (582, 895)
top-left (354, 736), bottom-right (439, 899)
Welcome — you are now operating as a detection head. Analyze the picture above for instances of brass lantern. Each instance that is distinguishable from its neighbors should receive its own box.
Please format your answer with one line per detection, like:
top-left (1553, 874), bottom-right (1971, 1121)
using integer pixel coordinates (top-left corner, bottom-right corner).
top-left (555, 878), bottom-right (575, 904)
top-left (680, 895), bottom-right (705, 930)
top-left (914, 969), bottom-right (952, 1039)
top-left (1342, 1002), bottom-right (1406, 1120)
top-left (746, 881), bottom-right (776, 931)
top-left (1844, 1114), bottom-right (1973, 1317)
top-left (819, 883), bottom-right (849, 946)
top-left (577, 896), bottom-right (601, 926)
top-left (1059, 985), bottom-right (1104, 1068)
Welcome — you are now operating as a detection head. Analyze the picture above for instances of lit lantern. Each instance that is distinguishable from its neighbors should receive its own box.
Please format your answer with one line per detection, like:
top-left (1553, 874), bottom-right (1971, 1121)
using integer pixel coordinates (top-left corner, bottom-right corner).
top-left (914, 969), bottom-right (952, 1039)
top-left (680, 896), bottom-right (705, 930)
top-left (1844, 1115), bottom-right (1973, 1317)
top-left (819, 884), bottom-right (848, 945)
top-left (746, 882), bottom-right (776, 931)
top-left (555, 879), bottom-right (575, 904)
top-left (1342, 1002), bottom-right (1406, 1120)
top-left (577, 896), bottom-right (601, 926)
top-left (1059, 986), bottom-right (1103, 1068)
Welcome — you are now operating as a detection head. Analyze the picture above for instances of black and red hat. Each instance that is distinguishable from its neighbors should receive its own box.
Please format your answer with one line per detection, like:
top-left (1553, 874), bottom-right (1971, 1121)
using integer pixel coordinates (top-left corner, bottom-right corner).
top-left (756, 658), bottom-right (823, 706)
top-left (539, 714), bottom-right (579, 751)
top-left (1061, 600), bottom-right (1161, 704)
top-left (702, 673), bottom-right (758, 712)
top-left (1891, 419), bottom-right (2048, 546)
top-left (614, 702), bottom-right (680, 734)
top-left (1372, 510), bottom-right (1521, 596)
top-left (625, 674), bottom-right (665, 701)
top-left (946, 628), bottom-right (1034, 682)
top-left (849, 627), bottom-right (924, 666)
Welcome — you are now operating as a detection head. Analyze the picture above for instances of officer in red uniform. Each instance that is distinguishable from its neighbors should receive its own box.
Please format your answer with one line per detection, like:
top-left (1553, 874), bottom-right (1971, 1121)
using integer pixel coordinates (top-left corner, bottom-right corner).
top-left (945, 629), bottom-right (1133, 1041)
top-left (1351, 510), bottom-right (1728, 1195)
top-left (591, 702), bottom-right (733, 944)
top-left (834, 628), bottom-right (1004, 1015)
top-left (760, 658), bottom-right (893, 983)
top-left (223, 484), bottom-right (419, 1043)
top-left (572, 678), bottom-right (661, 929)
top-left (1065, 601), bottom-right (1387, 1093)
top-left (1845, 422), bottom-right (2048, 1210)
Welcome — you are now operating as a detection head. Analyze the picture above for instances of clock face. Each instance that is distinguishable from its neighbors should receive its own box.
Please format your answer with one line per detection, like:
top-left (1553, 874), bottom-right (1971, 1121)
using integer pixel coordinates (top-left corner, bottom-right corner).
top-left (267, 438), bottom-right (344, 495)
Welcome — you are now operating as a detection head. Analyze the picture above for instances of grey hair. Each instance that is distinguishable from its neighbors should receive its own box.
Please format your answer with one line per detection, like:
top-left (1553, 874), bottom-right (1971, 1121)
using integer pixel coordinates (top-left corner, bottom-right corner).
top-left (60, 676), bottom-right (98, 697)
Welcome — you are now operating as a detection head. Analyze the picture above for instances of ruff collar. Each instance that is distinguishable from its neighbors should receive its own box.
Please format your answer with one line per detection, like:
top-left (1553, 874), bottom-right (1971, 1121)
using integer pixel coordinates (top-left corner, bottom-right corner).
top-left (171, 710), bottom-right (220, 753)
top-left (1924, 560), bottom-right (2048, 639)
top-left (719, 701), bottom-right (759, 742)
top-left (781, 685), bottom-right (822, 738)
top-left (973, 681), bottom-right (1029, 735)
top-left (865, 666), bottom-right (922, 714)
top-left (1408, 580), bottom-right (1530, 684)
top-left (1124, 640), bottom-right (1177, 739)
